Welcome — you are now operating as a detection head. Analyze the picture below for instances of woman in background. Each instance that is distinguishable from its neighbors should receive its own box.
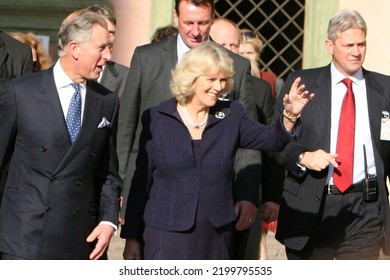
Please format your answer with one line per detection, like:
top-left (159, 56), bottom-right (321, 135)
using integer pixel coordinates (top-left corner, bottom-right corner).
top-left (8, 31), bottom-right (52, 71)
top-left (239, 29), bottom-right (284, 98)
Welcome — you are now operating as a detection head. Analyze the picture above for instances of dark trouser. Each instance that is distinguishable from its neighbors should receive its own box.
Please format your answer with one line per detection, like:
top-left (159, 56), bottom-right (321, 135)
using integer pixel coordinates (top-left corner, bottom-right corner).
top-left (1, 253), bottom-right (29, 260)
top-left (286, 190), bottom-right (383, 260)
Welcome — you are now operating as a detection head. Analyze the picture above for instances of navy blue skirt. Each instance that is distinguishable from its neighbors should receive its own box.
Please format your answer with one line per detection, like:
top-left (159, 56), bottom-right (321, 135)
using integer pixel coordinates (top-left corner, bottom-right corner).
top-left (143, 197), bottom-right (233, 260)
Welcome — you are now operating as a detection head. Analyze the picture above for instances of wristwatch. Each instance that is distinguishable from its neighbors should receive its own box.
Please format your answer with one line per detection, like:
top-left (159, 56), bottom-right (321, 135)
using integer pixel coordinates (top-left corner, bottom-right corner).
top-left (297, 152), bottom-right (305, 165)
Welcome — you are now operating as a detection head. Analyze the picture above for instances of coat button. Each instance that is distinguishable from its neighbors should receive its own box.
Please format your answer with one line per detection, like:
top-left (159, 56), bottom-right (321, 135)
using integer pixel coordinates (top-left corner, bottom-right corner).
top-left (76, 179), bottom-right (83, 186)
top-left (91, 152), bottom-right (96, 157)
top-left (40, 146), bottom-right (47, 152)
top-left (45, 206), bottom-right (51, 213)
top-left (50, 176), bottom-right (56, 182)
top-left (73, 211), bottom-right (79, 217)
top-left (316, 196), bottom-right (321, 201)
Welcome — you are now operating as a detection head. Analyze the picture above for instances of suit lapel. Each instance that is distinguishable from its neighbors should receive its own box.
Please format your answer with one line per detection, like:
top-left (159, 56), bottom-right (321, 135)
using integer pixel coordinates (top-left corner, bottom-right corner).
top-left (311, 66), bottom-right (332, 150)
top-left (37, 69), bottom-right (71, 147)
top-left (100, 62), bottom-right (118, 91)
top-left (0, 34), bottom-right (8, 69)
top-left (161, 36), bottom-right (178, 79)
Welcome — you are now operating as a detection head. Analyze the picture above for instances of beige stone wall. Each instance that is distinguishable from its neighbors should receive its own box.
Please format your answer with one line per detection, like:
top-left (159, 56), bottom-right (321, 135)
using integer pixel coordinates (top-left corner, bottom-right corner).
top-left (108, 0), bottom-right (174, 68)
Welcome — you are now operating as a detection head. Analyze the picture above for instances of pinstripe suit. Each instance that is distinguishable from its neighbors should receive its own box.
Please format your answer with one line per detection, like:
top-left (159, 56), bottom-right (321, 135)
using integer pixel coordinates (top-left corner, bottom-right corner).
top-left (0, 31), bottom-right (33, 202)
top-left (0, 31), bottom-right (32, 85)
top-left (273, 65), bottom-right (390, 259)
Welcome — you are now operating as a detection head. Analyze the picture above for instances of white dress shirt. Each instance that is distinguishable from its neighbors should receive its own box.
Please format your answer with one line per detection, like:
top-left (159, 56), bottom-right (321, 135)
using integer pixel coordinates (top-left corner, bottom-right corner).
top-left (327, 62), bottom-right (376, 185)
top-left (53, 60), bottom-right (86, 125)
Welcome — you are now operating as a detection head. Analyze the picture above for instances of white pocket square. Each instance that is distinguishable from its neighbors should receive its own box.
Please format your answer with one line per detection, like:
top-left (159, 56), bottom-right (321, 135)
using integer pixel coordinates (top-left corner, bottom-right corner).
top-left (98, 117), bottom-right (111, 128)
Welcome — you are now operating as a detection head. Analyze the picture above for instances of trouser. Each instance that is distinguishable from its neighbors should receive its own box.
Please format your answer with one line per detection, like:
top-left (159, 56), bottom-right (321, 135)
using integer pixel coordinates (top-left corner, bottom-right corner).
top-left (286, 190), bottom-right (383, 260)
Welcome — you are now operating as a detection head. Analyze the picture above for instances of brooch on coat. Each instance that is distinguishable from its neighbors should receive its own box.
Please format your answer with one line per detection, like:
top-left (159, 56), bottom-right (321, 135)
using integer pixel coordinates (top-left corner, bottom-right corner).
top-left (215, 111), bottom-right (225, 119)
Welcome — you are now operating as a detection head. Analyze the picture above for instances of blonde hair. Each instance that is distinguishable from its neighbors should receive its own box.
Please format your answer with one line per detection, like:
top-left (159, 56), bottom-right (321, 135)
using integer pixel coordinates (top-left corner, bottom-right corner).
top-left (8, 31), bottom-right (52, 70)
top-left (170, 41), bottom-right (234, 105)
top-left (240, 28), bottom-right (263, 55)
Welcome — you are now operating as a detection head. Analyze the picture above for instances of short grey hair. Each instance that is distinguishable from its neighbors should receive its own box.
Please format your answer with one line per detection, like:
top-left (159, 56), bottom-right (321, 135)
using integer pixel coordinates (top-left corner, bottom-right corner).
top-left (327, 10), bottom-right (367, 42)
top-left (170, 41), bottom-right (234, 105)
top-left (57, 10), bottom-right (108, 57)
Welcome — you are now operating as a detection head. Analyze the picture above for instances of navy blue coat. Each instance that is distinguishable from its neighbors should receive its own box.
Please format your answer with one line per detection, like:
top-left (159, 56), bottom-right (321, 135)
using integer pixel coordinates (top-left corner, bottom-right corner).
top-left (121, 98), bottom-right (299, 238)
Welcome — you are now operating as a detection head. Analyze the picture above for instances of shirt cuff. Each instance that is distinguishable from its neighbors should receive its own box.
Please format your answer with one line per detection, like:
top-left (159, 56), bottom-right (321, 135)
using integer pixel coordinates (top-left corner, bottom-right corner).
top-left (99, 221), bottom-right (118, 235)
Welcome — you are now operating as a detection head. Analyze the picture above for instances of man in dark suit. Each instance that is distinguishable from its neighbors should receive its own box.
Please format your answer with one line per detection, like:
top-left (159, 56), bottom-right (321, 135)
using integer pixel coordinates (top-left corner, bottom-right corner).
top-left (274, 10), bottom-right (390, 259)
top-left (0, 10), bottom-right (122, 260)
top-left (210, 17), bottom-right (280, 259)
top-left (86, 4), bottom-right (129, 100)
top-left (0, 31), bottom-right (33, 205)
top-left (99, 61), bottom-right (128, 99)
top-left (117, 0), bottom-right (259, 233)
top-left (0, 31), bottom-right (33, 87)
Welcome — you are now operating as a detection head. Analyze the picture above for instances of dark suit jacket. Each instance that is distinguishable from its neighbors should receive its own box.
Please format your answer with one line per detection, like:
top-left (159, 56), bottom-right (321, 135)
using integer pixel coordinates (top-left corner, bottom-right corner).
top-left (0, 31), bottom-right (32, 86)
top-left (117, 36), bottom-right (259, 217)
top-left (250, 77), bottom-right (285, 204)
top-left (0, 68), bottom-right (122, 259)
top-left (99, 61), bottom-right (129, 99)
top-left (120, 98), bottom-right (298, 238)
top-left (273, 65), bottom-right (390, 254)
top-left (253, 76), bottom-right (274, 125)
top-left (0, 31), bottom-right (33, 196)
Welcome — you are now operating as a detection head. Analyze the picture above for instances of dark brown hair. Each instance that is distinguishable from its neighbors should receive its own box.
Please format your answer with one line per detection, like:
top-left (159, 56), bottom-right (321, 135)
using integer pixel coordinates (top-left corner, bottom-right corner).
top-left (174, 0), bottom-right (215, 17)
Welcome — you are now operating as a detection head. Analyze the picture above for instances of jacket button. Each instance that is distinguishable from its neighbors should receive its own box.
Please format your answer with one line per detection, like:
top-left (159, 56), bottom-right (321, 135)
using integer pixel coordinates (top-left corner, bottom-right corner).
top-left (40, 146), bottom-right (47, 152)
top-left (316, 196), bottom-right (321, 201)
top-left (91, 152), bottom-right (96, 157)
top-left (76, 179), bottom-right (83, 186)
top-left (45, 207), bottom-right (51, 213)
top-left (50, 176), bottom-right (56, 182)
top-left (73, 211), bottom-right (79, 216)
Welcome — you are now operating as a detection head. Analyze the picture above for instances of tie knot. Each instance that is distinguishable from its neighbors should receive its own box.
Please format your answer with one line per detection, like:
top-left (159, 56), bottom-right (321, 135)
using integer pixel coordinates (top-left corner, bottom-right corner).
top-left (342, 78), bottom-right (353, 90)
top-left (71, 83), bottom-right (80, 93)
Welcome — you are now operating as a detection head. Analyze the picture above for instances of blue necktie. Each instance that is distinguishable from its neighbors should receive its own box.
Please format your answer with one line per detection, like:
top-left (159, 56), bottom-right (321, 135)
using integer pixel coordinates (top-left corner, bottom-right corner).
top-left (66, 83), bottom-right (81, 143)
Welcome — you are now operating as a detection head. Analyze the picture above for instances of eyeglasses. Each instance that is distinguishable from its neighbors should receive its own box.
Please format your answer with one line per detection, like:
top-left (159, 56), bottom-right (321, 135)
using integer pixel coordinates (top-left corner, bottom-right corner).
top-left (241, 31), bottom-right (257, 39)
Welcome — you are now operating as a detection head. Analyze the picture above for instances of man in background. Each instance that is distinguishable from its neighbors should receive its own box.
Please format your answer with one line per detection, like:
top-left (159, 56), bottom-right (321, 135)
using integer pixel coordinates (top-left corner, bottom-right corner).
top-left (0, 30), bottom-right (32, 87)
top-left (0, 31), bottom-right (33, 208)
top-left (210, 17), bottom-right (284, 260)
top-left (86, 4), bottom-right (129, 100)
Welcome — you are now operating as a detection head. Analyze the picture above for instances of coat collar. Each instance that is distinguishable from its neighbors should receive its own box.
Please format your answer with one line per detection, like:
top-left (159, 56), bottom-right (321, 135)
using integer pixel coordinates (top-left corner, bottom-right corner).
top-left (157, 97), bottom-right (233, 128)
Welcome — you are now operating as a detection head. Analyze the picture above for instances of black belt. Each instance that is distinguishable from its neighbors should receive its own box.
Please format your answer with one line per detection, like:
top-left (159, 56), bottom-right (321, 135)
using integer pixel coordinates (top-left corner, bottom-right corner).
top-left (327, 180), bottom-right (365, 195)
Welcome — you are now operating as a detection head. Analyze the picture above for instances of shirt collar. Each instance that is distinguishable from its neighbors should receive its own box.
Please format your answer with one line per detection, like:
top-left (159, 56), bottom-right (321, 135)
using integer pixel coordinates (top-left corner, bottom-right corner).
top-left (176, 34), bottom-right (190, 61)
top-left (176, 34), bottom-right (211, 60)
top-left (330, 62), bottom-right (364, 86)
top-left (53, 60), bottom-right (87, 90)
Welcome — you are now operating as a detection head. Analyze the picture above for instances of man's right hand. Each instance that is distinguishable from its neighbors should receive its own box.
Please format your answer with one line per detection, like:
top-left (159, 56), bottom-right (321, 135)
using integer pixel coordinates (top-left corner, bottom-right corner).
top-left (299, 149), bottom-right (338, 171)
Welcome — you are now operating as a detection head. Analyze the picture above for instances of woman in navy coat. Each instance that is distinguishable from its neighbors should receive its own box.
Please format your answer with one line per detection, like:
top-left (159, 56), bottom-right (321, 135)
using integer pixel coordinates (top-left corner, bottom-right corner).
top-left (121, 41), bottom-right (313, 260)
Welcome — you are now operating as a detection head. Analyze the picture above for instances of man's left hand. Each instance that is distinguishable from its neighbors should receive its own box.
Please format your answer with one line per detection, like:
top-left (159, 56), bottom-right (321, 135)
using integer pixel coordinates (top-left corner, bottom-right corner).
top-left (234, 200), bottom-right (257, 231)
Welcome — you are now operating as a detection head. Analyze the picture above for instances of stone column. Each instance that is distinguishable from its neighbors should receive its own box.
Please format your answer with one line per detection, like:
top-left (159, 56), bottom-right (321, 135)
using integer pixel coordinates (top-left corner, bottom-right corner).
top-left (107, 0), bottom-right (174, 67)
